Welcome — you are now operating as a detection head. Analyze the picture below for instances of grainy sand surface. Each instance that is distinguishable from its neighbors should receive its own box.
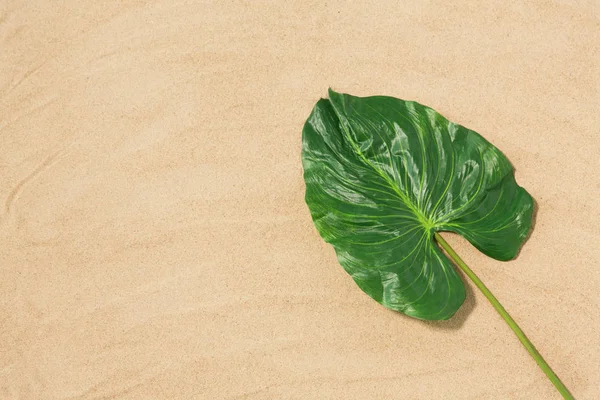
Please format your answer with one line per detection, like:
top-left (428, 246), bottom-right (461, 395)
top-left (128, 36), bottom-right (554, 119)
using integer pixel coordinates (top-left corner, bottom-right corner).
top-left (1, 1), bottom-right (598, 399)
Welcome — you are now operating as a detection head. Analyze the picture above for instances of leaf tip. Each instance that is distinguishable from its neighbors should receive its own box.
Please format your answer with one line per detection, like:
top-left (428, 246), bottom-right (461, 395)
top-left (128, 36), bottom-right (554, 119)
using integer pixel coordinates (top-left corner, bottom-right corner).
top-left (327, 87), bottom-right (344, 101)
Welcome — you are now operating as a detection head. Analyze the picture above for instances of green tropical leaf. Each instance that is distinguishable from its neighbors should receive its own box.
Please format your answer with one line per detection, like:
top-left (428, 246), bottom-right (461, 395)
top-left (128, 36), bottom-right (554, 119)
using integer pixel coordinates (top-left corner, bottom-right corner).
top-left (302, 89), bottom-right (534, 320)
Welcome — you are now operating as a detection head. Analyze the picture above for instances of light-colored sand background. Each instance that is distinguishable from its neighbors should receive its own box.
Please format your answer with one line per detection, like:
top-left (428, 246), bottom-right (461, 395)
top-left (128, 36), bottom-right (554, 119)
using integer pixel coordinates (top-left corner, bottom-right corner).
top-left (1, 1), bottom-right (598, 399)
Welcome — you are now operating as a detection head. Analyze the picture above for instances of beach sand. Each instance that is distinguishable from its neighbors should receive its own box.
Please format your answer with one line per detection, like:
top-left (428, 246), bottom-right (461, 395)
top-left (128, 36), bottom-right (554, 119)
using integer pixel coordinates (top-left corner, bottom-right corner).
top-left (1, 1), bottom-right (598, 398)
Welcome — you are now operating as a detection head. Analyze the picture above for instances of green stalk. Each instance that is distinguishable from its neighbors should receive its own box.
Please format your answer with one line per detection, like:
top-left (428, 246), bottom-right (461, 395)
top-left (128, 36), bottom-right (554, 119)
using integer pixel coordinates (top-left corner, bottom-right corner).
top-left (433, 232), bottom-right (574, 400)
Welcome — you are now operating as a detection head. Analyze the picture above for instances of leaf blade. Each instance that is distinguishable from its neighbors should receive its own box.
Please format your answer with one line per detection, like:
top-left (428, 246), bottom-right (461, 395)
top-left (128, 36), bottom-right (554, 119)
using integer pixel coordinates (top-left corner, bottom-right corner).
top-left (302, 90), bottom-right (533, 320)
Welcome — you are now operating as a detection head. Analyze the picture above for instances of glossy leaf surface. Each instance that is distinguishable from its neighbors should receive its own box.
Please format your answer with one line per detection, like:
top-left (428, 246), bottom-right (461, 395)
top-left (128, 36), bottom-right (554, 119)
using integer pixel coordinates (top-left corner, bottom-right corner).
top-left (302, 90), bottom-right (533, 320)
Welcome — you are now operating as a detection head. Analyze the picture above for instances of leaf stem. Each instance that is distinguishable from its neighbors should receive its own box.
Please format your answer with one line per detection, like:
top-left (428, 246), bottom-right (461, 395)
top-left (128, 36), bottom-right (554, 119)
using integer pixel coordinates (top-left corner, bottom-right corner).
top-left (433, 232), bottom-right (575, 400)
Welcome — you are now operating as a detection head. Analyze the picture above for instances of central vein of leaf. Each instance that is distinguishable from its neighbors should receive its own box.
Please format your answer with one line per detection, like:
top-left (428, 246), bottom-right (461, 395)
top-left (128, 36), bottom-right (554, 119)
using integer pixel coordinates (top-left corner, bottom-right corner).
top-left (332, 103), bottom-right (436, 233)
top-left (421, 218), bottom-right (435, 231)
top-left (345, 136), bottom-right (434, 231)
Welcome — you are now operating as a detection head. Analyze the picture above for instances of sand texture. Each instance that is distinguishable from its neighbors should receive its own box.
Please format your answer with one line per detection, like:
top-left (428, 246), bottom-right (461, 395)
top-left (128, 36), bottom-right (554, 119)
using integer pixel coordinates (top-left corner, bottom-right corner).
top-left (1, 1), bottom-right (599, 399)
